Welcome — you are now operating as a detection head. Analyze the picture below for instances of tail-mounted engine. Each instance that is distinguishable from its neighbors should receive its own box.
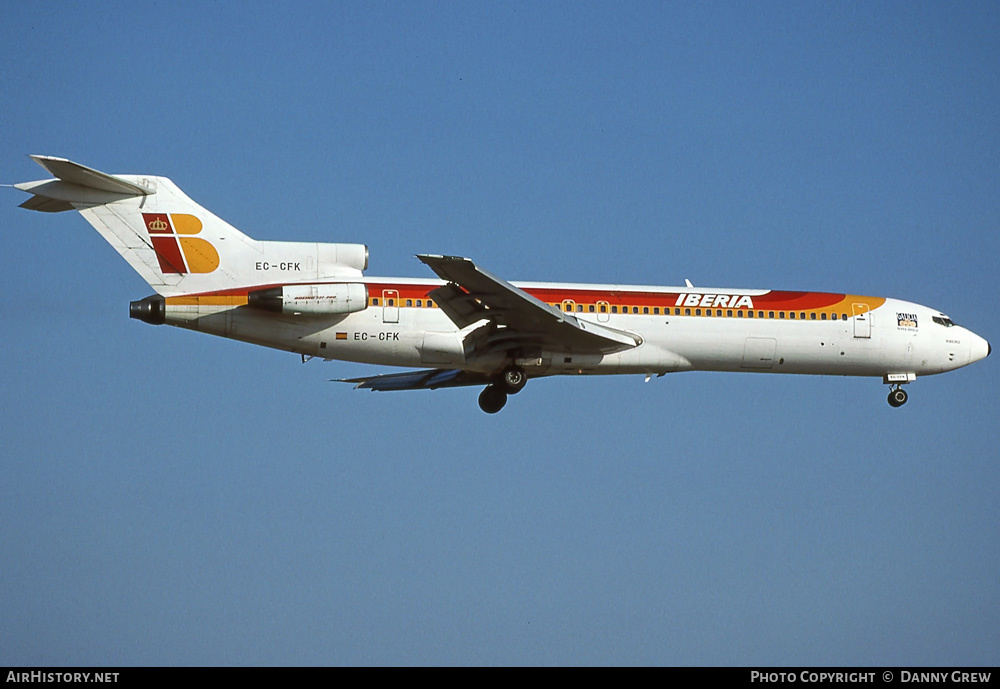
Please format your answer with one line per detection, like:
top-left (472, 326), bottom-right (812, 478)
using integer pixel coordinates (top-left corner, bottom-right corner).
top-left (248, 283), bottom-right (368, 316)
top-left (129, 295), bottom-right (166, 325)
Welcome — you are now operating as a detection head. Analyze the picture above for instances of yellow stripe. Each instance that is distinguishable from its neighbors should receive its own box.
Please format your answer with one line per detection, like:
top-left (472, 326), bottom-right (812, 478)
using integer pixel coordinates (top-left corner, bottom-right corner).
top-left (166, 296), bottom-right (249, 306)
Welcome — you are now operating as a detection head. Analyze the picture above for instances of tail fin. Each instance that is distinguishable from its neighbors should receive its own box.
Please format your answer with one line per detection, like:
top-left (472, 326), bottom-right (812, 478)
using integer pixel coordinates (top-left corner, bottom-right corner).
top-left (15, 155), bottom-right (262, 296)
top-left (14, 156), bottom-right (368, 297)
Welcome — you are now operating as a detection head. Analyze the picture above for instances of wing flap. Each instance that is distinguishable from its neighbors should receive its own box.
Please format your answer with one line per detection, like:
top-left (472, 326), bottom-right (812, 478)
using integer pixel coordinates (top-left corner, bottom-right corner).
top-left (428, 282), bottom-right (488, 329)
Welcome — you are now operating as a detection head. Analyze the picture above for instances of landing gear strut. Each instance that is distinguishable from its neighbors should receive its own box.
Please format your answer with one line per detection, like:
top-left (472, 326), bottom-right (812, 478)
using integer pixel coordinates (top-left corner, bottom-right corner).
top-left (887, 385), bottom-right (908, 408)
top-left (478, 385), bottom-right (507, 414)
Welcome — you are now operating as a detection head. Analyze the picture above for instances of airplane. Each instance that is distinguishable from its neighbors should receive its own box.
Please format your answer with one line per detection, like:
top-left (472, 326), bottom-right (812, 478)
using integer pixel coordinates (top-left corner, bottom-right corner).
top-left (10, 155), bottom-right (990, 413)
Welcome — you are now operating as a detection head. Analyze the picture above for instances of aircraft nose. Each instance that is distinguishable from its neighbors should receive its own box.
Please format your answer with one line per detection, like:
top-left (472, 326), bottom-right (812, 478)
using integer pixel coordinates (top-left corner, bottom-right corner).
top-left (970, 334), bottom-right (990, 363)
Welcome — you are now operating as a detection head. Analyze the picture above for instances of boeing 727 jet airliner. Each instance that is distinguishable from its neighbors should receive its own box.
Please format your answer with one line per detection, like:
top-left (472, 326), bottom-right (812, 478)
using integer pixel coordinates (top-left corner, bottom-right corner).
top-left (12, 156), bottom-right (990, 413)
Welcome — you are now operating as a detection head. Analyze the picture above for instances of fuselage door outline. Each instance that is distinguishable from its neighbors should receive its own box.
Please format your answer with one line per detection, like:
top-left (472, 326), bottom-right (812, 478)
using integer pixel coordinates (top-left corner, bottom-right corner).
top-left (383, 289), bottom-right (399, 324)
top-left (853, 303), bottom-right (871, 339)
top-left (597, 300), bottom-right (610, 323)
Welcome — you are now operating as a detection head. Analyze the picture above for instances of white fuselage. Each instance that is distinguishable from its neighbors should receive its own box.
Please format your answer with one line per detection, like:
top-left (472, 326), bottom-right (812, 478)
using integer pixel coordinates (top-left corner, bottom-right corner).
top-left (160, 276), bottom-right (989, 382)
top-left (14, 159), bottom-right (988, 410)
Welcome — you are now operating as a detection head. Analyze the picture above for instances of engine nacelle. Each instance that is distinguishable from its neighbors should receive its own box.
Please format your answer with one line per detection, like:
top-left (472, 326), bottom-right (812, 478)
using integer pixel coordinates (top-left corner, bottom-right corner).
top-left (318, 243), bottom-right (368, 273)
top-left (130, 295), bottom-right (166, 325)
top-left (248, 283), bottom-right (368, 316)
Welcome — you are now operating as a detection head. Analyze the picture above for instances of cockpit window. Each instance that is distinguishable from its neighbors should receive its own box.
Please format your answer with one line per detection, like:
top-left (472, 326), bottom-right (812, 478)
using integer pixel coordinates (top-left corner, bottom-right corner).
top-left (932, 316), bottom-right (956, 327)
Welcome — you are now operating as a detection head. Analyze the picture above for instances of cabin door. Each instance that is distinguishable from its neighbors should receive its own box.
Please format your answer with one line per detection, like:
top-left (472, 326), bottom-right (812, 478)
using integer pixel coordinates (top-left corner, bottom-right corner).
top-left (382, 289), bottom-right (399, 323)
top-left (852, 303), bottom-right (871, 338)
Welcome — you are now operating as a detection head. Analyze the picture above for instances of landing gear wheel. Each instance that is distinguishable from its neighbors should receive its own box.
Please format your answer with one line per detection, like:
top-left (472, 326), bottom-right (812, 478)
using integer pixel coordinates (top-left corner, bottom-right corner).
top-left (478, 385), bottom-right (508, 414)
top-left (500, 365), bottom-right (527, 394)
top-left (888, 387), bottom-right (908, 408)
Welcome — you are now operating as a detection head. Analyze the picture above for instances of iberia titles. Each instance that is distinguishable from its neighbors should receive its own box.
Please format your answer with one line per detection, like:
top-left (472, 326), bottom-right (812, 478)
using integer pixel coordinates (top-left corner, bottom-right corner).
top-left (675, 293), bottom-right (754, 309)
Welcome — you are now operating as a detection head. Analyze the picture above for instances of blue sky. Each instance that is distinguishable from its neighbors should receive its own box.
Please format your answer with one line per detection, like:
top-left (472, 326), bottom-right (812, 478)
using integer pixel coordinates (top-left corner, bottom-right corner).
top-left (1, 2), bottom-right (997, 666)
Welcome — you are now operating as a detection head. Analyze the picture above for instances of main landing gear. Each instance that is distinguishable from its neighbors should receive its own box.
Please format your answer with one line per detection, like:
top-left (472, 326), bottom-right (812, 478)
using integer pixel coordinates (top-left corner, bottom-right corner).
top-left (887, 385), bottom-right (908, 408)
top-left (478, 385), bottom-right (507, 414)
top-left (477, 365), bottom-right (528, 414)
top-left (500, 365), bottom-right (527, 394)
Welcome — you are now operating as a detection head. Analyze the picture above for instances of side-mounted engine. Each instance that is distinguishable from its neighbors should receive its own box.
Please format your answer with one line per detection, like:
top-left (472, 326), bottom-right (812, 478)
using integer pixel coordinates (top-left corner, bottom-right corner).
top-left (248, 283), bottom-right (368, 316)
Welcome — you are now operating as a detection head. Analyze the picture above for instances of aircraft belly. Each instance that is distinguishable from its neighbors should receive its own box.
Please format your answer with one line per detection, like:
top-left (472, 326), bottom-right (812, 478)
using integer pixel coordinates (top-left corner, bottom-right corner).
top-left (645, 318), bottom-right (888, 377)
top-left (168, 307), bottom-right (428, 367)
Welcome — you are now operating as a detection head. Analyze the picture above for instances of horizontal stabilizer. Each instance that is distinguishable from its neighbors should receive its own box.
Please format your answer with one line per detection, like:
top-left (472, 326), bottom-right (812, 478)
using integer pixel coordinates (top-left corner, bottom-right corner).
top-left (27, 155), bottom-right (152, 195)
top-left (14, 155), bottom-right (153, 212)
top-left (18, 194), bottom-right (75, 213)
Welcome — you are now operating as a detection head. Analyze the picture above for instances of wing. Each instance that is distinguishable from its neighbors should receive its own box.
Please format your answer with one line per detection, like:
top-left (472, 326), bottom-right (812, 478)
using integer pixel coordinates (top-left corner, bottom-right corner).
top-left (337, 368), bottom-right (494, 391)
top-left (417, 254), bottom-right (639, 355)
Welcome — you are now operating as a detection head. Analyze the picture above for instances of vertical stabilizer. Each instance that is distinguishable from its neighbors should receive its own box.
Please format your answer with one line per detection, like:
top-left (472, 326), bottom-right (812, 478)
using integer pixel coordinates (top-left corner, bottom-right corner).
top-left (14, 156), bottom-right (258, 296)
top-left (14, 156), bottom-right (369, 297)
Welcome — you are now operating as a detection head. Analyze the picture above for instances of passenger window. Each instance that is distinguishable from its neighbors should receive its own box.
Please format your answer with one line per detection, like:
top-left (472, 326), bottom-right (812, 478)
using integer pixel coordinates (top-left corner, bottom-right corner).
top-left (405, 299), bottom-right (412, 307)
top-left (841, 313), bottom-right (848, 321)
top-left (716, 309), bottom-right (722, 317)
top-left (611, 306), bottom-right (618, 313)
top-left (373, 298), bottom-right (380, 306)
top-left (696, 309), bottom-right (702, 316)
top-left (643, 307), bottom-right (649, 314)
top-left (632, 306), bottom-right (639, 314)
top-left (769, 311), bottom-right (775, 319)
top-left (685, 308), bottom-right (691, 316)
top-left (747, 311), bottom-right (754, 318)
top-left (577, 304), bottom-right (583, 312)
top-left (810, 313), bottom-right (816, 320)
top-left (653, 307), bottom-right (660, 315)
top-left (789, 312), bottom-right (795, 319)
top-left (736, 311), bottom-right (742, 318)
top-left (821, 313), bottom-right (827, 320)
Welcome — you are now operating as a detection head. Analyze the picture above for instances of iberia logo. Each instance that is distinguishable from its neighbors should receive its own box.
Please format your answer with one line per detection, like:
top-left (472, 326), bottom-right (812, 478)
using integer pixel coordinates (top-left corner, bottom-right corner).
top-left (142, 213), bottom-right (220, 274)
